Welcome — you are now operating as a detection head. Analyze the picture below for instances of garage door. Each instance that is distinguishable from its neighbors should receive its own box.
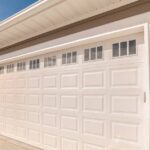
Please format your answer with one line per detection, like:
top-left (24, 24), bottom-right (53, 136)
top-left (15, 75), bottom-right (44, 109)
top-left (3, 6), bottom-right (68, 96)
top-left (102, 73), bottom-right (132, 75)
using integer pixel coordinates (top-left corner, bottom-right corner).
top-left (0, 34), bottom-right (148, 150)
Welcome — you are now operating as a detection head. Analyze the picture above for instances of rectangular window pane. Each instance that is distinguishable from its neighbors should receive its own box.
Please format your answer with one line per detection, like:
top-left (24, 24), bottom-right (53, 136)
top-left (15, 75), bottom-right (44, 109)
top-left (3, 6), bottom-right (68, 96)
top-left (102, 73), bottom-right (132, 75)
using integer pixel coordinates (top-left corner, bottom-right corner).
top-left (23, 62), bottom-right (26, 70)
top-left (72, 51), bottom-right (77, 63)
top-left (33, 60), bottom-right (36, 69)
top-left (112, 43), bottom-right (119, 57)
top-left (84, 49), bottom-right (89, 61)
top-left (120, 42), bottom-right (127, 56)
top-left (0, 66), bottom-right (4, 74)
top-left (30, 61), bottom-right (32, 69)
top-left (37, 59), bottom-right (40, 68)
top-left (52, 56), bottom-right (56, 65)
top-left (44, 58), bottom-right (48, 67)
top-left (11, 64), bottom-right (14, 72)
top-left (48, 57), bottom-right (52, 66)
top-left (129, 40), bottom-right (136, 55)
top-left (91, 47), bottom-right (96, 60)
top-left (62, 54), bottom-right (66, 64)
top-left (97, 46), bottom-right (103, 59)
top-left (67, 53), bottom-right (71, 64)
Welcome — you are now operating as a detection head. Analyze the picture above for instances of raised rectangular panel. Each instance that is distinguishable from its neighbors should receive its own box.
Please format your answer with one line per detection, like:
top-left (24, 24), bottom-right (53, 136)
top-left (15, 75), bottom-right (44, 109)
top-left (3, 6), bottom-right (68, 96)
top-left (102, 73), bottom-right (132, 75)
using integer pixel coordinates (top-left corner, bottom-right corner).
top-left (61, 116), bottom-right (78, 131)
top-left (43, 95), bottom-right (56, 108)
top-left (0, 81), bottom-right (4, 89)
top-left (43, 133), bottom-right (57, 148)
top-left (111, 69), bottom-right (138, 87)
top-left (15, 95), bottom-right (25, 104)
top-left (5, 109), bottom-right (15, 118)
top-left (5, 95), bottom-right (14, 104)
top-left (16, 110), bottom-right (26, 120)
top-left (43, 113), bottom-right (56, 127)
top-left (27, 95), bottom-right (39, 106)
top-left (16, 126), bottom-right (26, 138)
top-left (28, 111), bottom-right (40, 123)
top-left (83, 96), bottom-right (104, 112)
top-left (112, 122), bottom-right (138, 142)
top-left (61, 74), bottom-right (78, 88)
top-left (84, 144), bottom-right (104, 150)
top-left (111, 96), bottom-right (138, 114)
top-left (43, 76), bottom-right (56, 88)
top-left (61, 96), bottom-right (78, 110)
top-left (28, 78), bottom-right (40, 88)
top-left (6, 124), bottom-right (16, 135)
top-left (62, 138), bottom-right (78, 150)
top-left (28, 129), bottom-right (40, 143)
top-left (83, 119), bottom-right (104, 136)
top-left (16, 79), bottom-right (26, 88)
top-left (6, 80), bottom-right (14, 88)
top-left (83, 72), bottom-right (104, 88)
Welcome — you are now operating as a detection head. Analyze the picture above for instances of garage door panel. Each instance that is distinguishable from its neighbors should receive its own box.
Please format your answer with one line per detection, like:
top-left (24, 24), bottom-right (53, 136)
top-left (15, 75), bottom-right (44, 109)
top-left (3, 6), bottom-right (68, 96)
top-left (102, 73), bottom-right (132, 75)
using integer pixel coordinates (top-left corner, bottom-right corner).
top-left (43, 132), bottom-right (58, 149)
top-left (83, 95), bottom-right (105, 113)
top-left (28, 128), bottom-right (41, 144)
top-left (61, 73), bottom-right (79, 89)
top-left (82, 71), bottom-right (105, 89)
top-left (42, 75), bottom-right (57, 89)
top-left (110, 96), bottom-right (139, 115)
top-left (42, 113), bottom-right (57, 128)
top-left (61, 95), bottom-right (78, 111)
top-left (110, 68), bottom-right (139, 87)
top-left (83, 118), bottom-right (105, 137)
top-left (26, 94), bottom-right (41, 106)
top-left (111, 121), bottom-right (139, 142)
top-left (61, 137), bottom-right (79, 150)
top-left (42, 94), bottom-right (57, 108)
top-left (28, 77), bottom-right (41, 89)
top-left (61, 115), bottom-right (79, 132)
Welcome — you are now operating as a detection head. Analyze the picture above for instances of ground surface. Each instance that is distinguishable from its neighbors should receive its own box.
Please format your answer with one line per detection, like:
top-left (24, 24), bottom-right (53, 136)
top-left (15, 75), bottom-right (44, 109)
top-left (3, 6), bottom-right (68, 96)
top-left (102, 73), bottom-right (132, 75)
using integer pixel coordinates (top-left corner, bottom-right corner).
top-left (0, 136), bottom-right (43, 150)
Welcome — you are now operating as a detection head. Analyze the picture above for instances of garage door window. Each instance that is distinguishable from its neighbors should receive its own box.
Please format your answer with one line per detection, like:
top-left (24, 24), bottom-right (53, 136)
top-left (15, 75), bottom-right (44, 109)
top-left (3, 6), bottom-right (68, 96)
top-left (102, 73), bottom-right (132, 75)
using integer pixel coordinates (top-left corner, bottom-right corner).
top-left (30, 59), bottom-right (40, 70)
top-left (91, 47), bottom-right (96, 60)
top-left (44, 56), bottom-right (56, 67)
top-left (72, 51), bottom-right (77, 63)
top-left (84, 49), bottom-right (90, 61)
top-left (17, 62), bottom-right (26, 71)
top-left (129, 40), bottom-right (136, 55)
top-left (62, 51), bottom-right (77, 64)
top-left (67, 53), bottom-right (72, 64)
top-left (0, 66), bottom-right (4, 74)
top-left (84, 46), bottom-right (103, 61)
top-left (120, 42), bottom-right (127, 56)
top-left (112, 40), bottom-right (136, 57)
top-left (97, 46), bottom-right (103, 59)
top-left (7, 64), bottom-right (14, 73)
top-left (112, 43), bottom-right (119, 57)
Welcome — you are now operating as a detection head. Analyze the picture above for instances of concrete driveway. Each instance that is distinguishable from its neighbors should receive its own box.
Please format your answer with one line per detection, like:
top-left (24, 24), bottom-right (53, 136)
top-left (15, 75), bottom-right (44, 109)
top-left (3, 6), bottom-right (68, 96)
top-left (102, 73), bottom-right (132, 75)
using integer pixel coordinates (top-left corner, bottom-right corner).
top-left (0, 135), bottom-right (43, 150)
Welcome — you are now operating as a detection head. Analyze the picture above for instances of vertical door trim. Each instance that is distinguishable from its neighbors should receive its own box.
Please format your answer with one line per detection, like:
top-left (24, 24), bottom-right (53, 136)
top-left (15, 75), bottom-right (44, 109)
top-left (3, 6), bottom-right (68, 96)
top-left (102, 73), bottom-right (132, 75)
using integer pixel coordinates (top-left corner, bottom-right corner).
top-left (144, 23), bottom-right (150, 150)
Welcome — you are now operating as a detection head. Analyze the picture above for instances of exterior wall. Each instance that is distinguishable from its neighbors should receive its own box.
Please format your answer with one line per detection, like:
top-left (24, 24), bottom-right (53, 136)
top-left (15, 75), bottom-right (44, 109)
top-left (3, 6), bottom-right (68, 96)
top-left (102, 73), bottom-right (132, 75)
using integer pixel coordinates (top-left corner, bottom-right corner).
top-left (0, 11), bottom-right (150, 61)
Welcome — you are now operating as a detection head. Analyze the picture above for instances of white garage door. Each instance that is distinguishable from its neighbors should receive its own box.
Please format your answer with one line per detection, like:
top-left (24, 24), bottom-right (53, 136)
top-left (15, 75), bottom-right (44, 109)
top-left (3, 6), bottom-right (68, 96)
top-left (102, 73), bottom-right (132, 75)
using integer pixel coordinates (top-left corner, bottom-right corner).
top-left (0, 33), bottom-right (148, 150)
